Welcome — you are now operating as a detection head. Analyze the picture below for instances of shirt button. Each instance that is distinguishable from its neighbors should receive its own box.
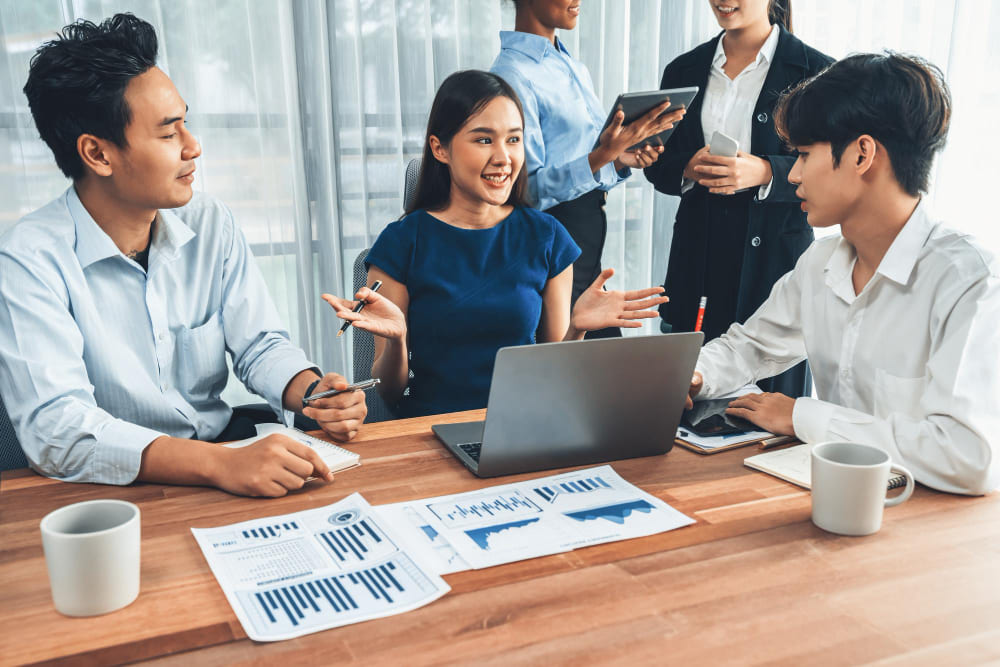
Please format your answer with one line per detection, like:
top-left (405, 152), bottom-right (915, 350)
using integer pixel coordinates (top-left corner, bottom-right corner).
top-left (756, 112), bottom-right (768, 123)
top-left (161, 382), bottom-right (170, 392)
top-left (751, 236), bottom-right (762, 247)
top-left (157, 332), bottom-right (165, 342)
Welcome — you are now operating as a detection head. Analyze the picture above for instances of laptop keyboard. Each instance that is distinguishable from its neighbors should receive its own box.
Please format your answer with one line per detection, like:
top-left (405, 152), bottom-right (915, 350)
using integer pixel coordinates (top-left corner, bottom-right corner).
top-left (458, 442), bottom-right (482, 461)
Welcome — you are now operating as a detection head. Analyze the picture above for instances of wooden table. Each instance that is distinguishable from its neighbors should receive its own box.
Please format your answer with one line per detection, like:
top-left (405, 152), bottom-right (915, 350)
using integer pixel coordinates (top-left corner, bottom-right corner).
top-left (3, 410), bottom-right (999, 666)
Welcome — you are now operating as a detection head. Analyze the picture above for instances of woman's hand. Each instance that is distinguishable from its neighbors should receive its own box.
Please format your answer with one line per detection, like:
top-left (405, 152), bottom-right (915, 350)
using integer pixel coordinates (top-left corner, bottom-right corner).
top-left (321, 286), bottom-right (406, 341)
top-left (591, 101), bottom-right (686, 173)
top-left (568, 268), bottom-right (669, 337)
top-left (682, 145), bottom-right (713, 181)
top-left (614, 143), bottom-right (665, 170)
top-left (692, 150), bottom-right (772, 195)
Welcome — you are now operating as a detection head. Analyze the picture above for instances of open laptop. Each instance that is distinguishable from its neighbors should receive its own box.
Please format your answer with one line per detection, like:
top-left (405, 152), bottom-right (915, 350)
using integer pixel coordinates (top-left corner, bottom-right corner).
top-left (432, 332), bottom-right (703, 477)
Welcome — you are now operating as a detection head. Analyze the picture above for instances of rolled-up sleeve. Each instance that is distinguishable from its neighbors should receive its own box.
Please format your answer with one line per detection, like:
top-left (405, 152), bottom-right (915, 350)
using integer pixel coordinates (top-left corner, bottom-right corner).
top-left (0, 253), bottom-right (164, 484)
top-left (218, 212), bottom-right (316, 424)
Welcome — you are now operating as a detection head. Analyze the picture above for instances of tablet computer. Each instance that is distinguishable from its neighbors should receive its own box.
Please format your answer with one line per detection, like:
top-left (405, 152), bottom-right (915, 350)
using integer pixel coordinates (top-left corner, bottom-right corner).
top-left (596, 86), bottom-right (699, 151)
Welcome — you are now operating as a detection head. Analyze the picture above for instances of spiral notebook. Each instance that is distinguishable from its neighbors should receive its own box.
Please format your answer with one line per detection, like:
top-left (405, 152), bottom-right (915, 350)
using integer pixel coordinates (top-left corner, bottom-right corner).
top-left (744, 444), bottom-right (907, 490)
top-left (223, 425), bottom-right (361, 474)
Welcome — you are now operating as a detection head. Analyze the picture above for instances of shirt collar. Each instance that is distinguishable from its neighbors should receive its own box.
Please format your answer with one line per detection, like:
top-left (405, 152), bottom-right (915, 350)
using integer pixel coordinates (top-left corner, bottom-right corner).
top-left (711, 23), bottom-right (780, 71)
top-left (68, 186), bottom-right (195, 269)
top-left (823, 198), bottom-right (936, 299)
top-left (499, 30), bottom-right (568, 62)
top-left (874, 199), bottom-right (936, 286)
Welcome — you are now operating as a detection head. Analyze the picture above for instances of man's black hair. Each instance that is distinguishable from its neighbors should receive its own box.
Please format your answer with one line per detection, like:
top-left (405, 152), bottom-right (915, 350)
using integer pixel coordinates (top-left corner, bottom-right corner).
top-left (775, 52), bottom-right (951, 197)
top-left (23, 13), bottom-right (159, 180)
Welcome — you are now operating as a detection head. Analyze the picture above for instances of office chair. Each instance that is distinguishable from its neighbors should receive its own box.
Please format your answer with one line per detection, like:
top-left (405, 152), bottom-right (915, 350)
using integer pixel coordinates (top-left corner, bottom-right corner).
top-left (0, 395), bottom-right (28, 472)
top-left (350, 157), bottom-right (422, 423)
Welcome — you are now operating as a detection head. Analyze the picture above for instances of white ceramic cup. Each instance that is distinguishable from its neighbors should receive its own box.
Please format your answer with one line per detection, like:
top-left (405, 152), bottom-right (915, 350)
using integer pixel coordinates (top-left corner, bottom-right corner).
top-left (811, 442), bottom-right (915, 536)
top-left (40, 499), bottom-right (141, 616)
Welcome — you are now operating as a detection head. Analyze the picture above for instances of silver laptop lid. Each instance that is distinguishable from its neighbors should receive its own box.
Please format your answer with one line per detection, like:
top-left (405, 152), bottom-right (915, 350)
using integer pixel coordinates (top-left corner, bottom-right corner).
top-left (475, 332), bottom-right (703, 477)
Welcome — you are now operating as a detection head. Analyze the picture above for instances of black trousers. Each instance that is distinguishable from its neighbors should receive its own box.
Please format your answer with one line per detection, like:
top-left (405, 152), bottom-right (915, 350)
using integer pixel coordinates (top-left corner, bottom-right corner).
top-left (544, 188), bottom-right (621, 340)
top-left (212, 404), bottom-right (319, 442)
top-left (665, 190), bottom-right (811, 398)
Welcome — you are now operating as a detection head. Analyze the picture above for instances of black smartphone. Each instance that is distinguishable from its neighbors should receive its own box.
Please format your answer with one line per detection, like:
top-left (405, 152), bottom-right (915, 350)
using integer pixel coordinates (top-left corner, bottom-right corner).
top-left (681, 397), bottom-right (757, 437)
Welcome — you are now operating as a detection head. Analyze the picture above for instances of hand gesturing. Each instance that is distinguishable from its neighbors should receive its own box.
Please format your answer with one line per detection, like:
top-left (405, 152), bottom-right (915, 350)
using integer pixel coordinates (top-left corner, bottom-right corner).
top-left (321, 286), bottom-right (406, 341)
top-left (570, 268), bottom-right (669, 332)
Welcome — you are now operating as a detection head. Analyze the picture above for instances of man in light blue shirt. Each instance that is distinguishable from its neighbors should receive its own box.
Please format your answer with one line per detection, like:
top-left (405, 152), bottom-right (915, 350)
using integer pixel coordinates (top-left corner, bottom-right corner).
top-left (0, 14), bottom-right (365, 496)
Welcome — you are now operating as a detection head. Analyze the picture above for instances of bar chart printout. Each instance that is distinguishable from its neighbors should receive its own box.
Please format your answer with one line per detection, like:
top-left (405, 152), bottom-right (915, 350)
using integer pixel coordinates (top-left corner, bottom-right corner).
top-left (192, 493), bottom-right (450, 641)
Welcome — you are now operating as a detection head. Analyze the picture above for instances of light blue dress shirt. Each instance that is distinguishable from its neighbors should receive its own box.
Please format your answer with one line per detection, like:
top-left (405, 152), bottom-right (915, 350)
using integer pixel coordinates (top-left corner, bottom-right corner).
top-left (0, 187), bottom-right (315, 485)
top-left (491, 30), bottom-right (629, 211)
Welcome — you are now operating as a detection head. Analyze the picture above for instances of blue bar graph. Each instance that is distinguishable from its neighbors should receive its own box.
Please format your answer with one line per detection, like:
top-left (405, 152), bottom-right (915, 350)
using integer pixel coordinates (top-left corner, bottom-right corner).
top-left (427, 491), bottom-right (541, 528)
top-left (239, 556), bottom-right (433, 636)
top-left (317, 519), bottom-right (388, 564)
top-left (241, 520), bottom-right (301, 541)
top-left (533, 475), bottom-right (612, 503)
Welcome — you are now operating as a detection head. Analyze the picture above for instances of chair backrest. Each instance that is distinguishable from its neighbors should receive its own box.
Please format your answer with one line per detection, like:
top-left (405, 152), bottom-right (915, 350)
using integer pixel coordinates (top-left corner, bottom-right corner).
top-left (0, 395), bottom-right (28, 472)
top-left (351, 157), bottom-right (422, 423)
top-left (352, 249), bottom-right (396, 423)
top-left (403, 157), bottom-right (422, 213)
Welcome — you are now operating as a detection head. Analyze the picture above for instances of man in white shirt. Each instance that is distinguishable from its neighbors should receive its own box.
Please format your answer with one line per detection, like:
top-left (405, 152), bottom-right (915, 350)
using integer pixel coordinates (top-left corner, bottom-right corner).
top-left (687, 52), bottom-right (1000, 495)
top-left (0, 14), bottom-right (366, 496)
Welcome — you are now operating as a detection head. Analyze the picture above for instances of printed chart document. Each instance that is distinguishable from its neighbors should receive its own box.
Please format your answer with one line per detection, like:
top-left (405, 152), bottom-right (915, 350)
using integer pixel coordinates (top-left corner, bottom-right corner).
top-left (378, 465), bottom-right (695, 571)
top-left (191, 493), bottom-right (449, 642)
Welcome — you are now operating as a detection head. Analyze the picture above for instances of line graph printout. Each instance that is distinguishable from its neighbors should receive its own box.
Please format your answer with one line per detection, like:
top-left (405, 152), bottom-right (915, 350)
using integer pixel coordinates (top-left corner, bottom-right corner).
top-left (382, 465), bottom-right (694, 570)
top-left (192, 493), bottom-right (449, 641)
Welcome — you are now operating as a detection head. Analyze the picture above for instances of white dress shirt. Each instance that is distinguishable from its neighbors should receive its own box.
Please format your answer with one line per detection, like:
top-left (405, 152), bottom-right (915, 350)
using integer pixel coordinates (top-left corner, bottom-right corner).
top-left (696, 200), bottom-right (1000, 495)
top-left (683, 24), bottom-right (779, 198)
top-left (0, 187), bottom-right (316, 485)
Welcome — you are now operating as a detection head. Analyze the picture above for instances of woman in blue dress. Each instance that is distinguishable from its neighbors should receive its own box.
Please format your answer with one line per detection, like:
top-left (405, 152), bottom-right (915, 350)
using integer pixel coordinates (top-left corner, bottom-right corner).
top-left (323, 70), bottom-right (668, 418)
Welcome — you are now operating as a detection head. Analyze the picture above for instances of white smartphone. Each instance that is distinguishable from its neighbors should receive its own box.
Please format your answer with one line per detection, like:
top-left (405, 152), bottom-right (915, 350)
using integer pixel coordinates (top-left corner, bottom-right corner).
top-left (709, 130), bottom-right (739, 157)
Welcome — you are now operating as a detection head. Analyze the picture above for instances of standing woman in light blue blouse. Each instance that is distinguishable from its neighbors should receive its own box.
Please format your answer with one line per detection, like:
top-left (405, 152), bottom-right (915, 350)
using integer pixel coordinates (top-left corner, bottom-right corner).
top-left (491, 0), bottom-right (685, 338)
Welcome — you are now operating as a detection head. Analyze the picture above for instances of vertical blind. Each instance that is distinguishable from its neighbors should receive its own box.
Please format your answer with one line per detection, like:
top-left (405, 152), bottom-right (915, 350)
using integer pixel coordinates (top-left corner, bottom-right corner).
top-left (0, 0), bottom-right (995, 403)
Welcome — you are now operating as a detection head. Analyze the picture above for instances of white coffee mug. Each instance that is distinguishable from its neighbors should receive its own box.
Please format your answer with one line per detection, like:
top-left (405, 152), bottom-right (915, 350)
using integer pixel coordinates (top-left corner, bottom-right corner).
top-left (811, 442), bottom-right (915, 536)
top-left (40, 499), bottom-right (141, 616)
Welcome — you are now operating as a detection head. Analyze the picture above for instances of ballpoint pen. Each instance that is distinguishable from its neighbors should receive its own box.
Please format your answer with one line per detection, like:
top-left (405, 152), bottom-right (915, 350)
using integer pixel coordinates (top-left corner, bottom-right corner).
top-left (337, 280), bottom-right (382, 337)
top-left (303, 377), bottom-right (381, 404)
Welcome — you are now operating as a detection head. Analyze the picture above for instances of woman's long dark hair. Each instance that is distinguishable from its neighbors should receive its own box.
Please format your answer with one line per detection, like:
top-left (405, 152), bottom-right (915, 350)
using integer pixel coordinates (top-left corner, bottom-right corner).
top-left (768, 0), bottom-right (792, 32)
top-left (406, 70), bottom-right (531, 215)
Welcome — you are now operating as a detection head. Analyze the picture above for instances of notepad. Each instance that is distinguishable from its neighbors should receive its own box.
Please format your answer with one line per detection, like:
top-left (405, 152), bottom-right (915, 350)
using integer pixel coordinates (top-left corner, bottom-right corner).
top-left (744, 444), bottom-right (907, 490)
top-left (223, 425), bottom-right (361, 474)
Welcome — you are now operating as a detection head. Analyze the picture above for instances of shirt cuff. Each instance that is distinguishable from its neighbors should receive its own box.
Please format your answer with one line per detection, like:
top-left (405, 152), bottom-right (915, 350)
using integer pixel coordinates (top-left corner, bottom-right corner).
top-left (89, 419), bottom-right (167, 485)
top-left (258, 353), bottom-right (319, 419)
top-left (792, 397), bottom-right (836, 443)
top-left (757, 175), bottom-right (774, 200)
top-left (681, 177), bottom-right (695, 195)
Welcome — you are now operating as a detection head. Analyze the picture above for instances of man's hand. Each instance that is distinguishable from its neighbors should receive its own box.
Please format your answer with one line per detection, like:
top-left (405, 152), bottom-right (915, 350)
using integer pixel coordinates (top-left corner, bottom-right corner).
top-left (302, 372), bottom-right (368, 441)
top-left (725, 392), bottom-right (796, 435)
top-left (685, 372), bottom-right (704, 409)
top-left (214, 434), bottom-right (333, 497)
top-left (692, 151), bottom-right (772, 195)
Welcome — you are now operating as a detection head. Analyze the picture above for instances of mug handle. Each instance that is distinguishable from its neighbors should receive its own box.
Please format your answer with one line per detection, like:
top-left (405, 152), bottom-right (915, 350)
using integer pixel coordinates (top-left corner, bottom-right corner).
top-left (884, 464), bottom-right (915, 507)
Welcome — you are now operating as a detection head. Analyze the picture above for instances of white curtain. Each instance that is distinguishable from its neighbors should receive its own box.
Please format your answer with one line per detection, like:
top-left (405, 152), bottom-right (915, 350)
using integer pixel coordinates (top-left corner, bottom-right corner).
top-left (0, 0), bottom-right (996, 402)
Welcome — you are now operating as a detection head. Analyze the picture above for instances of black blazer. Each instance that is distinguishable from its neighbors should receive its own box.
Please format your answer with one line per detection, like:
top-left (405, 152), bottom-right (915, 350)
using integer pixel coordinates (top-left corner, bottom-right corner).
top-left (644, 27), bottom-right (833, 333)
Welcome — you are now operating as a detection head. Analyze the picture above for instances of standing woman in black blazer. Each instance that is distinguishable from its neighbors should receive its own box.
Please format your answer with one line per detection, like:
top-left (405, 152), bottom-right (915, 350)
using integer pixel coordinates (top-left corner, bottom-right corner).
top-left (644, 0), bottom-right (832, 398)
